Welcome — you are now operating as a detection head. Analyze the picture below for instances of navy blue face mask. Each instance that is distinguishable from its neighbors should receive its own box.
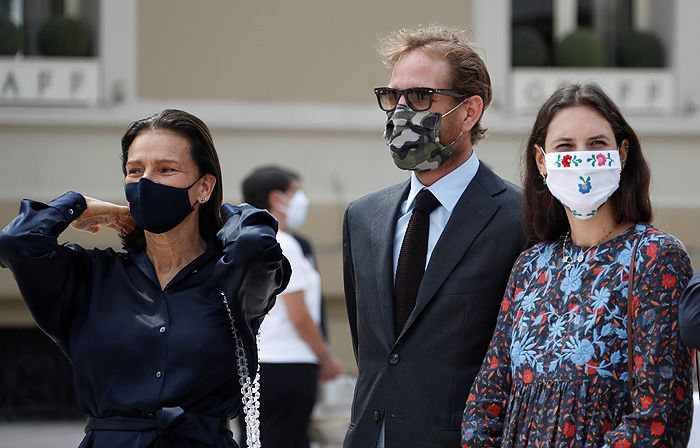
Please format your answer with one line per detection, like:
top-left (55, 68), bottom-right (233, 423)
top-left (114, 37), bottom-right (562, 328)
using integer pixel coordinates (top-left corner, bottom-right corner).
top-left (125, 177), bottom-right (201, 234)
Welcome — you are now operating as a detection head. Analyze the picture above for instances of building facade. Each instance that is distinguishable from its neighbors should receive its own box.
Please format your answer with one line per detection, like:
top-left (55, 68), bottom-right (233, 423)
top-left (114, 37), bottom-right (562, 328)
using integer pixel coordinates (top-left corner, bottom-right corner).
top-left (1, 0), bottom-right (699, 420)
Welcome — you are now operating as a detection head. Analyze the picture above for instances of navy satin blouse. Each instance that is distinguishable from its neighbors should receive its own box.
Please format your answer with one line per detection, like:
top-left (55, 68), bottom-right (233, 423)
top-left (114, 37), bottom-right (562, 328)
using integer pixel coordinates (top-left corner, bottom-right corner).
top-left (0, 192), bottom-right (290, 448)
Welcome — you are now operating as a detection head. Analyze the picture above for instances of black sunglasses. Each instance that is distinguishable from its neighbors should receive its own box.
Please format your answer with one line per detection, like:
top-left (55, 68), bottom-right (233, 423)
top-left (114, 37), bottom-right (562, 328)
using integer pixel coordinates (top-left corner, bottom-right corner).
top-left (373, 87), bottom-right (471, 112)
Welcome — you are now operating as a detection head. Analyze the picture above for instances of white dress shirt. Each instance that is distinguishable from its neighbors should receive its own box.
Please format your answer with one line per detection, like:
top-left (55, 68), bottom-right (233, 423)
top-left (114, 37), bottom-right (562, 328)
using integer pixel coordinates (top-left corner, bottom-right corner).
top-left (392, 149), bottom-right (480, 277)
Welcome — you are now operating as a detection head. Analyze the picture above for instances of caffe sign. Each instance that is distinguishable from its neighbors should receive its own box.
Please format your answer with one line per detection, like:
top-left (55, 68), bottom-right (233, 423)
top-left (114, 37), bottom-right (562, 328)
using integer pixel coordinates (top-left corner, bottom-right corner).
top-left (0, 58), bottom-right (99, 106)
top-left (512, 69), bottom-right (676, 115)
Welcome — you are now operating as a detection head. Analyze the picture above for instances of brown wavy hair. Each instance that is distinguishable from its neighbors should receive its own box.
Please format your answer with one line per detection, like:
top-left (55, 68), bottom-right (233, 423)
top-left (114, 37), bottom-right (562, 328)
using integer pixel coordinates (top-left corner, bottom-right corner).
top-left (379, 24), bottom-right (492, 145)
top-left (523, 83), bottom-right (652, 242)
top-left (119, 109), bottom-right (224, 251)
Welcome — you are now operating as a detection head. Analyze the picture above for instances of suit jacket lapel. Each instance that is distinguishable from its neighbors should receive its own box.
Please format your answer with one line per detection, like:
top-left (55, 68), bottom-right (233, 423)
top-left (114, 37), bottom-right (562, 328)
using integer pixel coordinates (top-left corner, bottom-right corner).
top-left (397, 165), bottom-right (504, 340)
top-left (372, 181), bottom-right (410, 344)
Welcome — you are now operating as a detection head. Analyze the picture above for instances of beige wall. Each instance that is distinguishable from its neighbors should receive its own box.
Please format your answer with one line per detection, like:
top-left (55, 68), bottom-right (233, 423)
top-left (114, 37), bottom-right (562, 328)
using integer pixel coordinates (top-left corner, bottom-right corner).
top-left (137, 0), bottom-right (473, 102)
top-left (1, 126), bottom-right (698, 372)
top-left (2, 127), bottom-right (699, 305)
top-left (2, 0), bottom-right (699, 373)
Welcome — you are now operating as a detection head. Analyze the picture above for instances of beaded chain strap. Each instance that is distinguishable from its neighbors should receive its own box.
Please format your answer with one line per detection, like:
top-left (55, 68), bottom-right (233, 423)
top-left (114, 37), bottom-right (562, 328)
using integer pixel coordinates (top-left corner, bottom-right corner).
top-left (221, 291), bottom-right (262, 448)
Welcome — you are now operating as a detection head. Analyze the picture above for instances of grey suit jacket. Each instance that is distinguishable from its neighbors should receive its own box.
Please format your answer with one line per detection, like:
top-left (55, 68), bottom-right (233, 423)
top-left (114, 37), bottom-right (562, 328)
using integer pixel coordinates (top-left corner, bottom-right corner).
top-left (679, 271), bottom-right (700, 348)
top-left (342, 163), bottom-right (527, 447)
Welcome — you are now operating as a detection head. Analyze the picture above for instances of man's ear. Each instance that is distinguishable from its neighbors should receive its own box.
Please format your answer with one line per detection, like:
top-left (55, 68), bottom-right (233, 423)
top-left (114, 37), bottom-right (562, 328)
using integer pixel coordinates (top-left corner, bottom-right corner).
top-left (267, 190), bottom-right (285, 212)
top-left (460, 95), bottom-right (484, 135)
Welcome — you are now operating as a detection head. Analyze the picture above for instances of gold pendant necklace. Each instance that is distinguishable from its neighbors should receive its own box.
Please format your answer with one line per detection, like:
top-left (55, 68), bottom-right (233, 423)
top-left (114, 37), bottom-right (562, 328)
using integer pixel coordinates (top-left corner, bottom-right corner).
top-left (562, 226), bottom-right (616, 270)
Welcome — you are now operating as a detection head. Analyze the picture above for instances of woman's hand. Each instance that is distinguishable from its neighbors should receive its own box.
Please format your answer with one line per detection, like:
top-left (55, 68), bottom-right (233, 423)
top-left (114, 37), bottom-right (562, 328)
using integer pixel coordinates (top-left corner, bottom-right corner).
top-left (71, 196), bottom-right (135, 234)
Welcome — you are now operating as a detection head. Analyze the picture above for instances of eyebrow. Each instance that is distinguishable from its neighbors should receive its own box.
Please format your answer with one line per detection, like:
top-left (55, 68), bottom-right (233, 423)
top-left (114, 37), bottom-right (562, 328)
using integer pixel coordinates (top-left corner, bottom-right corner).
top-left (551, 135), bottom-right (610, 145)
top-left (551, 137), bottom-right (574, 144)
top-left (125, 158), bottom-right (183, 166)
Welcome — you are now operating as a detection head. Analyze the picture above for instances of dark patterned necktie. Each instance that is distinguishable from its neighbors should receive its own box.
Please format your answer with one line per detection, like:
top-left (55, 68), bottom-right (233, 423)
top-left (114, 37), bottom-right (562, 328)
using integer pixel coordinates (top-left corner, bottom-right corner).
top-left (394, 189), bottom-right (441, 335)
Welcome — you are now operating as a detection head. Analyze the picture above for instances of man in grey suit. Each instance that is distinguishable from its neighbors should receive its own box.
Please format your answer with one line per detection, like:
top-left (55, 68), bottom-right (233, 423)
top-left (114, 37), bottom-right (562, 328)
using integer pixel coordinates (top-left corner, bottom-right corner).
top-left (342, 25), bottom-right (527, 447)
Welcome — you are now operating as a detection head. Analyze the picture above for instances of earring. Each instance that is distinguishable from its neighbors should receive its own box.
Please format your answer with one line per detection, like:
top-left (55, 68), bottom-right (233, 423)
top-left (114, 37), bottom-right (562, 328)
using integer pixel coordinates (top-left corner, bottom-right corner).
top-left (541, 173), bottom-right (547, 186)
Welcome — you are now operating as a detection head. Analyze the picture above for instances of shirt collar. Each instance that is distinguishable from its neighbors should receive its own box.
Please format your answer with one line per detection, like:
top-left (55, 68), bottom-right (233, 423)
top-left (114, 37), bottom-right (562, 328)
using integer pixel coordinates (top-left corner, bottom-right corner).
top-left (130, 237), bottom-right (220, 289)
top-left (405, 148), bottom-right (480, 214)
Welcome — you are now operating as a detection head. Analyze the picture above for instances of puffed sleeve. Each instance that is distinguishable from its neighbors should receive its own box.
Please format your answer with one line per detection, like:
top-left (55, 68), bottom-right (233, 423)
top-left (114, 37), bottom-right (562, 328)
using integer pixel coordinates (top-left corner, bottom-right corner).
top-left (461, 265), bottom-right (518, 447)
top-left (0, 192), bottom-right (92, 353)
top-left (214, 203), bottom-right (291, 373)
top-left (603, 237), bottom-right (693, 447)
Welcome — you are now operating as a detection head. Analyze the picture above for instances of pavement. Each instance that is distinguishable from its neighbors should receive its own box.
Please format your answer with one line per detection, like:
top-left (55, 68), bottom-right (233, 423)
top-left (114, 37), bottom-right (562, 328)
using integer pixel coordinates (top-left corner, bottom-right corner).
top-left (0, 422), bottom-right (84, 448)
top-left (2, 397), bottom-right (700, 447)
top-left (0, 420), bottom-right (338, 447)
top-left (0, 375), bottom-right (353, 448)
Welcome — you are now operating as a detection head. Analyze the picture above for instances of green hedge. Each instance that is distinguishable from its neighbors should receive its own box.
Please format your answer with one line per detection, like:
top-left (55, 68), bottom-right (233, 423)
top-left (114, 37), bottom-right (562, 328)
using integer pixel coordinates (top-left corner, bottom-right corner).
top-left (617, 30), bottom-right (665, 67)
top-left (38, 17), bottom-right (91, 57)
top-left (512, 26), bottom-right (548, 67)
top-left (0, 15), bottom-right (22, 56)
top-left (556, 28), bottom-right (604, 67)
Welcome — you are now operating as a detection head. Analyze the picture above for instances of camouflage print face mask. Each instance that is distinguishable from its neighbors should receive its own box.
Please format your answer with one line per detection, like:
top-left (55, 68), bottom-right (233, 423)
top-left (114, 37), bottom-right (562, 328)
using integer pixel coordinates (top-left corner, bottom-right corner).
top-left (384, 100), bottom-right (466, 172)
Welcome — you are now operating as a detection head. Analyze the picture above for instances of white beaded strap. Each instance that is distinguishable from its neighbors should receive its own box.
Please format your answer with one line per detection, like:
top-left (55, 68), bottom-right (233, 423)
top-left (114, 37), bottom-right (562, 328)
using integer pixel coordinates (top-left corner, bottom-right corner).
top-left (221, 291), bottom-right (261, 448)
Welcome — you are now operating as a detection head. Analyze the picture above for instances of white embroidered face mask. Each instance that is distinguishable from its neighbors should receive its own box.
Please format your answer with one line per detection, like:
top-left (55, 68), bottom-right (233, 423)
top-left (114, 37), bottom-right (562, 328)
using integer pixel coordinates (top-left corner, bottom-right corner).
top-left (542, 149), bottom-right (622, 220)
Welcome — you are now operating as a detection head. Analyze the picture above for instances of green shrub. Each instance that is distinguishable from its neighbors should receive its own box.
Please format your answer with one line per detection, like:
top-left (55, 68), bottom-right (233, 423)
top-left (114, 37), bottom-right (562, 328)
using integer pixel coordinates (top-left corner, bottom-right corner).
top-left (38, 17), bottom-right (91, 57)
top-left (556, 28), bottom-right (604, 67)
top-left (512, 26), bottom-right (548, 67)
top-left (617, 30), bottom-right (665, 67)
top-left (0, 15), bottom-right (22, 56)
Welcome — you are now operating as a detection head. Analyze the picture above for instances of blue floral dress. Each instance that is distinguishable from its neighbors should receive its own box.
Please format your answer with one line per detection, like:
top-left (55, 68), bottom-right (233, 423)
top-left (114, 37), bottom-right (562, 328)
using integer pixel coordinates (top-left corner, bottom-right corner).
top-left (461, 223), bottom-right (693, 448)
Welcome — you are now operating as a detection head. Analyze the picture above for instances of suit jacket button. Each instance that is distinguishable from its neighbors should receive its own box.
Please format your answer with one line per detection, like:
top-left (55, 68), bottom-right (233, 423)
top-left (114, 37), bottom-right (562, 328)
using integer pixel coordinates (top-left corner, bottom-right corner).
top-left (373, 410), bottom-right (382, 422)
top-left (389, 353), bottom-right (400, 365)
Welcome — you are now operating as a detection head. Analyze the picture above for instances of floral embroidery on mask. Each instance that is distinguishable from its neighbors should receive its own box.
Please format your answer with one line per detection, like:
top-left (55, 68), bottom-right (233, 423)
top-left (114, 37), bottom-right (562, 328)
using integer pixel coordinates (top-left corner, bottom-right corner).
top-left (556, 154), bottom-right (583, 168)
top-left (587, 152), bottom-right (613, 167)
top-left (578, 176), bottom-right (592, 194)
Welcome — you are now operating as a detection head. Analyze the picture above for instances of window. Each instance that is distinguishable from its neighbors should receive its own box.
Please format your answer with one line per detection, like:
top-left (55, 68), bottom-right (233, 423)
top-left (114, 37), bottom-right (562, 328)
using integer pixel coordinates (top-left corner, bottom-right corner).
top-left (512, 0), bottom-right (554, 66)
top-left (0, 0), bottom-right (101, 106)
top-left (512, 0), bottom-right (669, 68)
top-left (0, 0), bottom-right (98, 57)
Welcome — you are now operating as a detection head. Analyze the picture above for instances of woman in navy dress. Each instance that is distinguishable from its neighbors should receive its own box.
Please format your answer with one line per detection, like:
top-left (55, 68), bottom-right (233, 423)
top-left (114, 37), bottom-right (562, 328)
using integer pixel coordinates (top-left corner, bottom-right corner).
top-left (461, 84), bottom-right (693, 447)
top-left (0, 109), bottom-right (290, 448)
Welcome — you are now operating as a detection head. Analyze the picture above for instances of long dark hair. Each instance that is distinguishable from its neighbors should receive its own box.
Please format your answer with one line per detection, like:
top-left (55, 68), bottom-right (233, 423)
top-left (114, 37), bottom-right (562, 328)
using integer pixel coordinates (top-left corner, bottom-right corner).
top-left (523, 83), bottom-right (652, 242)
top-left (120, 109), bottom-right (224, 251)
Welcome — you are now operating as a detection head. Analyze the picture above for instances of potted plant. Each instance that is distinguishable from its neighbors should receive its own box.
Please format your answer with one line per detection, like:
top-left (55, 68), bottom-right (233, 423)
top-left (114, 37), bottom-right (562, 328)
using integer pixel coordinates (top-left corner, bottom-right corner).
top-left (38, 16), bottom-right (91, 57)
top-left (617, 30), bottom-right (665, 67)
top-left (0, 15), bottom-right (22, 56)
top-left (512, 26), bottom-right (548, 67)
top-left (555, 27), bottom-right (604, 67)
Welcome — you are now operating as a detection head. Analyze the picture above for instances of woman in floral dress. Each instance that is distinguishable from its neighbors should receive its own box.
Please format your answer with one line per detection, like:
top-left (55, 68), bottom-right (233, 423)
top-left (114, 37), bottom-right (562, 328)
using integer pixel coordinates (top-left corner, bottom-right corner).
top-left (461, 83), bottom-right (693, 447)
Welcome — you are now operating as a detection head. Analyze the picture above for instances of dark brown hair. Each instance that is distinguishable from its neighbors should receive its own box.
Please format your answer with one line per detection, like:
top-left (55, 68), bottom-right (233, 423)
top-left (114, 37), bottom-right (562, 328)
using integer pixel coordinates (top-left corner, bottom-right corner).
top-left (241, 165), bottom-right (300, 210)
top-left (379, 25), bottom-right (492, 144)
top-left (523, 83), bottom-right (652, 242)
top-left (120, 109), bottom-right (224, 251)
